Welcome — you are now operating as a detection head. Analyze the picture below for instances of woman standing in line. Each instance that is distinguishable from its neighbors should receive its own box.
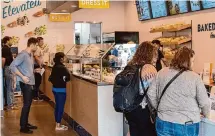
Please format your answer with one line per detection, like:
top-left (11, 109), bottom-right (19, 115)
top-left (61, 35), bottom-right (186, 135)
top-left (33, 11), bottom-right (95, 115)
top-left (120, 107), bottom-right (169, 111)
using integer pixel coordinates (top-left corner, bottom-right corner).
top-left (124, 42), bottom-right (158, 136)
top-left (147, 47), bottom-right (210, 136)
top-left (49, 52), bottom-right (71, 130)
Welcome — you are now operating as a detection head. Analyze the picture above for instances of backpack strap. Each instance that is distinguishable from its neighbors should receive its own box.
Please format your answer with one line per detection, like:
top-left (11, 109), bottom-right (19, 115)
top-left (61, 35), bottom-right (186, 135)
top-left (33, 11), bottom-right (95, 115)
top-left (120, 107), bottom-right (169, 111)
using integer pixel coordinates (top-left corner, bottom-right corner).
top-left (156, 69), bottom-right (185, 111)
top-left (139, 65), bottom-right (149, 99)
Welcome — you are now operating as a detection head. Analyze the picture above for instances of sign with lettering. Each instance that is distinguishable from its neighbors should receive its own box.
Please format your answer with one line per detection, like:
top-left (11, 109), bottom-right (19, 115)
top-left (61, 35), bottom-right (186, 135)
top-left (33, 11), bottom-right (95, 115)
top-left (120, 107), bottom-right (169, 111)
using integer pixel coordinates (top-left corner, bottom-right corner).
top-left (49, 13), bottom-right (71, 22)
top-left (2, 0), bottom-right (42, 19)
top-left (79, 0), bottom-right (109, 8)
top-left (198, 23), bottom-right (215, 38)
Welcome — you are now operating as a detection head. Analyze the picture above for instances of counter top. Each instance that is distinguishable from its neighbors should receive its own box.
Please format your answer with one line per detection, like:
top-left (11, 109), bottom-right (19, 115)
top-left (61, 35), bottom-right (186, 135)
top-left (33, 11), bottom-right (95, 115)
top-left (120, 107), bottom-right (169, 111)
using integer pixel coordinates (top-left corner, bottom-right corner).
top-left (45, 65), bottom-right (113, 86)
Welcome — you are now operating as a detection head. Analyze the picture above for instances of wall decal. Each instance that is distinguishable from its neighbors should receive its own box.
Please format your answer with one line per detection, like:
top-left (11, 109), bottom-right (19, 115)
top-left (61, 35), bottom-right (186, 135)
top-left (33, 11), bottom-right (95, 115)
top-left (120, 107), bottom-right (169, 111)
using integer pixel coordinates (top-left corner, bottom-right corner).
top-left (25, 31), bottom-right (35, 37)
top-left (17, 15), bottom-right (30, 26)
top-left (1, 25), bottom-right (5, 35)
top-left (7, 21), bottom-right (17, 28)
top-left (2, 0), bottom-right (42, 19)
top-left (33, 10), bottom-right (44, 17)
top-left (34, 25), bottom-right (47, 36)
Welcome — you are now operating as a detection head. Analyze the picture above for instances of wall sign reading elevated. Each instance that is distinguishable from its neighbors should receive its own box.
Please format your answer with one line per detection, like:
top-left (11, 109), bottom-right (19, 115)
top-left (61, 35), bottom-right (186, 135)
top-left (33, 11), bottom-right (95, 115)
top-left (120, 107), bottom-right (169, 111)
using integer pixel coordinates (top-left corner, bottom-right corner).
top-left (79, 0), bottom-right (109, 8)
top-left (2, 0), bottom-right (42, 19)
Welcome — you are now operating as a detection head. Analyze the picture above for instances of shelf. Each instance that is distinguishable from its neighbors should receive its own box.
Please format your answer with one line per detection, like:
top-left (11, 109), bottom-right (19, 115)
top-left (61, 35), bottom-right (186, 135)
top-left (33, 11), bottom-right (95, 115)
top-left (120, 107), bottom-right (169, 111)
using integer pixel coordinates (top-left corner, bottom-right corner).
top-left (158, 37), bottom-right (191, 46)
top-left (150, 24), bottom-right (191, 33)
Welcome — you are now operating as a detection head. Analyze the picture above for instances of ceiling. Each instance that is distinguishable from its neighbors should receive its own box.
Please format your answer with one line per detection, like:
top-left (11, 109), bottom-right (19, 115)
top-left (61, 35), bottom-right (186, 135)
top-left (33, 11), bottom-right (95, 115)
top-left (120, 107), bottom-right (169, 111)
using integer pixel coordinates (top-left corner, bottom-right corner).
top-left (46, 1), bottom-right (80, 13)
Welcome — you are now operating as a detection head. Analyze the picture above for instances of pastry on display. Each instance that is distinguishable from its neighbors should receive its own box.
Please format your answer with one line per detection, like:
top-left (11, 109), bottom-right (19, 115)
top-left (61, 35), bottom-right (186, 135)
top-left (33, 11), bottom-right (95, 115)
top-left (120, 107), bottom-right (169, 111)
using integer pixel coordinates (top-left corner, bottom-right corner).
top-left (157, 36), bottom-right (191, 46)
top-left (150, 22), bottom-right (191, 33)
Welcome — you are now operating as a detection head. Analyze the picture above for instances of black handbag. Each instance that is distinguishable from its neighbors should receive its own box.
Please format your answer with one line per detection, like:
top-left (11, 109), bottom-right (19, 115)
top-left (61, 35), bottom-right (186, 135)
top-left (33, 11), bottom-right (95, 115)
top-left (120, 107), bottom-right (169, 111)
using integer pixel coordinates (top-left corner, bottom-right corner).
top-left (149, 70), bottom-right (185, 123)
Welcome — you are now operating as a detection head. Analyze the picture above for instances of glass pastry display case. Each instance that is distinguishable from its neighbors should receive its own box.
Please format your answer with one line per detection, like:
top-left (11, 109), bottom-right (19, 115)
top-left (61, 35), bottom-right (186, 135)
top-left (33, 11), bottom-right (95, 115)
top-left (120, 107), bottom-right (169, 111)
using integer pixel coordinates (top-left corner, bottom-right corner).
top-left (65, 31), bottom-right (139, 84)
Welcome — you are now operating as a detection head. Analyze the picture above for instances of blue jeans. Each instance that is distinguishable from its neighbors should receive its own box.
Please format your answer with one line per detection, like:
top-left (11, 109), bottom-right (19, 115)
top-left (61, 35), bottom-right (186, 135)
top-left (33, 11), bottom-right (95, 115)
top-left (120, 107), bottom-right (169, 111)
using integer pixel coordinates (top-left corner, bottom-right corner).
top-left (156, 117), bottom-right (199, 136)
top-left (4, 66), bottom-right (14, 106)
top-left (53, 92), bottom-right (66, 123)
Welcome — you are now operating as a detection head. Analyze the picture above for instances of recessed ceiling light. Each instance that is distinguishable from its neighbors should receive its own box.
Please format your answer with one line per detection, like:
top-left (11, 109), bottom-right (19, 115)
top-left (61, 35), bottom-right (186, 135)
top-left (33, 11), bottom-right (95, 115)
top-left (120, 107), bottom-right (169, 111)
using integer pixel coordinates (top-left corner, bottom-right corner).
top-left (71, 5), bottom-right (77, 8)
top-left (61, 10), bottom-right (67, 12)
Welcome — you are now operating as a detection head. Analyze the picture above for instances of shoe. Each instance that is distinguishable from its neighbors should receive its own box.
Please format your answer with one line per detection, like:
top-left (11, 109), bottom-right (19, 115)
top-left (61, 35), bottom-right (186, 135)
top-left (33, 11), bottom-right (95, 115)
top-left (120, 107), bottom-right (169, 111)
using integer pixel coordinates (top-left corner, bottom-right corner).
top-left (33, 98), bottom-right (39, 101)
top-left (27, 124), bottom-right (38, 129)
top-left (55, 125), bottom-right (68, 131)
top-left (38, 97), bottom-right (43, 101)
top-left (20, 128), bottom-right (33, 134)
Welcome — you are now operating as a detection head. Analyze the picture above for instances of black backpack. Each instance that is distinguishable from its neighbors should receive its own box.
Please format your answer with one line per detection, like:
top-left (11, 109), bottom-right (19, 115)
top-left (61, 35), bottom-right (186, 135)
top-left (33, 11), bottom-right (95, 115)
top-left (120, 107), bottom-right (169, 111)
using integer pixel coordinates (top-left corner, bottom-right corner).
top-left (113, 65), bottom-right (146, 113)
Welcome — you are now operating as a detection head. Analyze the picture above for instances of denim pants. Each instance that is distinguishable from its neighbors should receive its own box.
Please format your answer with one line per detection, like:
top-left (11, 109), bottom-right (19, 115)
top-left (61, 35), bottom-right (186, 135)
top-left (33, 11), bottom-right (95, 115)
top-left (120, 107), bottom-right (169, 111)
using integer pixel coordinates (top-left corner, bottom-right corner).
top-left (20, 82), bottom-right (33, 128)
top-left (53, 92), bottom-right (66, 123)
top-left (156, 117), bottom-right (199, 136)
top-left (4, 66), bottom-right (14, 106)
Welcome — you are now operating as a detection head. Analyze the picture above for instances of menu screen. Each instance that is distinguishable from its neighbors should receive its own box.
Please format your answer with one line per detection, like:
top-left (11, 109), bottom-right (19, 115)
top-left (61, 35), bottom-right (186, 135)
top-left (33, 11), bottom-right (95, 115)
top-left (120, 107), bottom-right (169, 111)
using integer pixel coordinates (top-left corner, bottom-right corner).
top-left (137, 0), bottom-right (151, 20)
top-left (168, 0), bottom-right (189, 15)
top-left (150, 0), bottom-right (168, 18)
top-left (202, 0), bottom-right (215, 9)
top-left (190, 0), bottom-right (201, 11)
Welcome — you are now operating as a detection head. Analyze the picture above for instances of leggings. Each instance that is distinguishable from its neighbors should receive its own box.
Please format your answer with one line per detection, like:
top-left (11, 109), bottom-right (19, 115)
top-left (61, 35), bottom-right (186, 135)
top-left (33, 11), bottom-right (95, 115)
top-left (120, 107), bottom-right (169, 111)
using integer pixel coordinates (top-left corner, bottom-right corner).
top-left (53, 92), bottom-right (66, 123)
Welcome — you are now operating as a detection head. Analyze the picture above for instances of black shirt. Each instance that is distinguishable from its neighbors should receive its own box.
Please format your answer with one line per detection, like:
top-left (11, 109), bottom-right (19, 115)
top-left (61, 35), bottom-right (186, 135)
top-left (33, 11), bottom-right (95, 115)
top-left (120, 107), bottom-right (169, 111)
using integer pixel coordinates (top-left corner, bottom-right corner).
top-left (2, 45), bottom-right (13, 66)
top-left (156, 50), bottom-right (164, 71)
top-left (49, 63), bottom-right (71, 88)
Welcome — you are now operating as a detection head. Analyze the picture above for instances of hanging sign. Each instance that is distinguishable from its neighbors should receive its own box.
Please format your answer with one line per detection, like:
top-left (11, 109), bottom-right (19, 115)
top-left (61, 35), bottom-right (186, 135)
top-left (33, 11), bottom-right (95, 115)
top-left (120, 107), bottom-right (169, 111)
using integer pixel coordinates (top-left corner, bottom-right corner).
top-left (79, 0), bottom-right (109, 8)
top-left (49, 13), bottom-right (71, 22)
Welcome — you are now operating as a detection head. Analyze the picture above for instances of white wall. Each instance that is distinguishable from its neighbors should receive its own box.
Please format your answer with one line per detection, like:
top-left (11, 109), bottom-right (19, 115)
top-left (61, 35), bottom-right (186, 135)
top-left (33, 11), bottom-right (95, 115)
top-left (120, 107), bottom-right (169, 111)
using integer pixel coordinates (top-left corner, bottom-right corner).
top-left (124, 1), bottom-right (215, 72)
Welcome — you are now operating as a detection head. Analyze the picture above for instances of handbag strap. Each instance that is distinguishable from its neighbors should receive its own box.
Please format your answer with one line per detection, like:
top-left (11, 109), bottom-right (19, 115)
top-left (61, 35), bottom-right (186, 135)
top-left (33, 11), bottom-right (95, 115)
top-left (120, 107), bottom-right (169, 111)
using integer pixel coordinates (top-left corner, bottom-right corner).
top-left (156, 69), bottom-right (185, 110)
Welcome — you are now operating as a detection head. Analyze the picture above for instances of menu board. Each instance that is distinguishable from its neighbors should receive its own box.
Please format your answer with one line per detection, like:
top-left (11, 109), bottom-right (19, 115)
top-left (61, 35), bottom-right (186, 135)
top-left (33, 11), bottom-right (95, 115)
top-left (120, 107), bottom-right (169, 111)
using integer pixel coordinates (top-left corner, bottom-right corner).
top-left (150, 0), bottom-right (168, 18)
top-left (190, 0), bottom-right (201, 11)
top-left (168, 0), bottom-right (189, 15)
top-left (202, 0), bottom-right (215, 9)
top-left (136, 0), bottom-right (151, 20)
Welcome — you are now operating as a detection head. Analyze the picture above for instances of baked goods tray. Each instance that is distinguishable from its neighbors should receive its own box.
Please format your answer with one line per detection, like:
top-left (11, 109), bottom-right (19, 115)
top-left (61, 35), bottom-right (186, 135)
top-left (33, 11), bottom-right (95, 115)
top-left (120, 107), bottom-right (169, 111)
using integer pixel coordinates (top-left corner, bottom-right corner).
top-left (150, 24), bottom-right (191, 33)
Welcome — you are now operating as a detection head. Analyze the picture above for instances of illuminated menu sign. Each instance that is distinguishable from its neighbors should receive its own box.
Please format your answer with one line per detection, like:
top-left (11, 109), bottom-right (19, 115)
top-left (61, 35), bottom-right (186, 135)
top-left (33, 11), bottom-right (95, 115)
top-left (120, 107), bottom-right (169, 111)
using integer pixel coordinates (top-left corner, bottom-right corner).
top-left (151, 0), bottom-right (168, 18)
top-left (136, 0), bottom-right (151, 20)
top-left (202, 0), bottom-right (215, 9)
top-left (168, 0), bottom-right (188, 15)
top-left (190, 0), bottom-right (201, 11)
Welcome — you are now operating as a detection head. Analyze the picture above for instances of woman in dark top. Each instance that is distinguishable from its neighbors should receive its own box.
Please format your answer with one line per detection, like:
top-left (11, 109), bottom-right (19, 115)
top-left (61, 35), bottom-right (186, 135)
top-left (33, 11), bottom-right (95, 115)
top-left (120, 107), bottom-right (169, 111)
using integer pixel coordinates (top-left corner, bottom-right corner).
top-left (2, 36), bottom-right (16, 110)
top-left (49, 52), bottom-right (70, 130)
top-left (152, 40), bottom-right (167, 71)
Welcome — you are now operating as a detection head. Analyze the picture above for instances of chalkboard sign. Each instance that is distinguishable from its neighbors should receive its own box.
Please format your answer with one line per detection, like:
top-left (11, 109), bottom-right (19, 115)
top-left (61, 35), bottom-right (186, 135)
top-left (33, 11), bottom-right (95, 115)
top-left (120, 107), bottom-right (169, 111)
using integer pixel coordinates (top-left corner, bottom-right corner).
top-left (202, 0), bottom-right (215, 9)
top-left (136, 0), bottom-right (151, 20)
top-left (168, 0), bottom-right (189, 15)
top-left (190, 0), bottom-right (201, 11)
top-left (150, 0), bottom-right (168, 18)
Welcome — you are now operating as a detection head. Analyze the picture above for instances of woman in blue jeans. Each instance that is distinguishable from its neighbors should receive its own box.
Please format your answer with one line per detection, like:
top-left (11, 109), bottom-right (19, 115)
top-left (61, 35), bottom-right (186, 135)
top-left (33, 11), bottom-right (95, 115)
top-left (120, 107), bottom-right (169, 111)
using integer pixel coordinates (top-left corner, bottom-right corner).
top-left (49, 52), bottom-right (70, 130)
top-left (147, 47), bottom-right (210, 136)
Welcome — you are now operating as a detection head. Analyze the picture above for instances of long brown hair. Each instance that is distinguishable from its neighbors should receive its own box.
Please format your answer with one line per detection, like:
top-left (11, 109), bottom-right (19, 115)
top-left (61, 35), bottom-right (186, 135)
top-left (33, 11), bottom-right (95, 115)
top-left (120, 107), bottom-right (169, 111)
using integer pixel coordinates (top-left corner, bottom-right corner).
top-left (129, 41), bottom-right (158, 65)
top-left (170, 47), bottom-right (195, 71)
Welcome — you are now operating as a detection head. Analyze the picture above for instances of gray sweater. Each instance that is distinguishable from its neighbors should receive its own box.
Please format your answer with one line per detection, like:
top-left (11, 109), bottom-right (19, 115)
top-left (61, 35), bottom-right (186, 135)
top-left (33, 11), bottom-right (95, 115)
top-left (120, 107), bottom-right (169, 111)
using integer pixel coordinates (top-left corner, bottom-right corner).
top-left (147, 67), bottom-right (210, 124)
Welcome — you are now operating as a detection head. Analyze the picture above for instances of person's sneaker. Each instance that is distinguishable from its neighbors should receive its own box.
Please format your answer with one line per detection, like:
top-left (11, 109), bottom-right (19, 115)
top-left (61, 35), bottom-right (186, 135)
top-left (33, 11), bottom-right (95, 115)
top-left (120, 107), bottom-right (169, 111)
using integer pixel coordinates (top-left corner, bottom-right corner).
top-left (27, 124), bottom-right (38, 129)
top-left (38, 97), bottom-right (43, 101)
top-left (20, 128), bottom-right (33, 134)
top-left (33, 97), bottom-right (39, 101)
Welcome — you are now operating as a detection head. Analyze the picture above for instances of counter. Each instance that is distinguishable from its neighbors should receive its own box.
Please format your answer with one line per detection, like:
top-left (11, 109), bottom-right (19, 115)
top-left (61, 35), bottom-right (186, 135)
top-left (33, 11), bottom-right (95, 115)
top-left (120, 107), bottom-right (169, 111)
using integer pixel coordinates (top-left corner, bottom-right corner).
top-left (40, 66), bottom-right (123, 136)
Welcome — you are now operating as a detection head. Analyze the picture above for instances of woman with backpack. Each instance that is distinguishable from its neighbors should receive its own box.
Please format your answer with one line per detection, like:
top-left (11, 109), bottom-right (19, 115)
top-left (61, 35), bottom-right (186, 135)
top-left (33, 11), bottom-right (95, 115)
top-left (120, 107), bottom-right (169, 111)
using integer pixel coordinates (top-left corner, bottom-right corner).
top-left (147, 47), bottom-right (210, 136)
top-left (124, 41), bottom-right (158, 136)
top-left (49, 52), bottom-right (71, 130)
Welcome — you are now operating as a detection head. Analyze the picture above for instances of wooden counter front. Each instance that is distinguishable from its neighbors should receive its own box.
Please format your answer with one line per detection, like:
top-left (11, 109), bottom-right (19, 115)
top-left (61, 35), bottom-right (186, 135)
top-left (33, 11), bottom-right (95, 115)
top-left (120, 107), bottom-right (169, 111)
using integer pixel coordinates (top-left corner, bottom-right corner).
top-left (41, 66), bottom-right (123, 136)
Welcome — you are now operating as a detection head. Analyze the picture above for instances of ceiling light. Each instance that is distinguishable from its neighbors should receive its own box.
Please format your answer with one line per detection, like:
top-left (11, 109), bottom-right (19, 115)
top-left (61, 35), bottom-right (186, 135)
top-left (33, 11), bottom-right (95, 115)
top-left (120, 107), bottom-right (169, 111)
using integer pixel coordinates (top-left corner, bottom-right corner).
top-left (61, 10), bottom-right (67, 12)
top-left (71, 5), bottom-right (77, 8)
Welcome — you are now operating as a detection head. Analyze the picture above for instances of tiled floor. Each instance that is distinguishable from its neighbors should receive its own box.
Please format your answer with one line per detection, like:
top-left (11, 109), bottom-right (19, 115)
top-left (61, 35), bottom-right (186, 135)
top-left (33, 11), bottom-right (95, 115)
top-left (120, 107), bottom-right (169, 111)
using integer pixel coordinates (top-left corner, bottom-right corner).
top-left (1, 98), bottom-right (77, 136)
